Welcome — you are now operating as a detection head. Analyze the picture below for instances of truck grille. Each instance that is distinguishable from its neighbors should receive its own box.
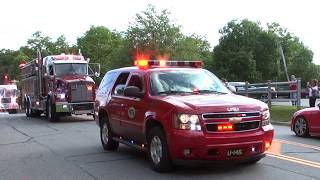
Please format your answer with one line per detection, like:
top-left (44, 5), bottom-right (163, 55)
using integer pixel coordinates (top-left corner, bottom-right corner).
top-left (205, 121), bottom-right (260, 132)
top-left (70, 82), bottom-right (94, 102)
top-left (1, 98), bottom-right (11, 103)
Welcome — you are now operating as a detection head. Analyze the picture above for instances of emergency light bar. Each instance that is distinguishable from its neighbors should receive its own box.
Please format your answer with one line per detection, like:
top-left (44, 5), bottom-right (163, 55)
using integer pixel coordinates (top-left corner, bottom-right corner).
top-left (134, 60), bottom-right (203, 69)
top-left (53, 54), bottom-right (85, 61)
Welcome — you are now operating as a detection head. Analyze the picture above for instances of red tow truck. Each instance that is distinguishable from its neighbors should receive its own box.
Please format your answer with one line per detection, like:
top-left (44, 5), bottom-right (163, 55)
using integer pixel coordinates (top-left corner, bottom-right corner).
top-left (21, 52), bottom-right (100, 122)
top-left (95, 59), bottom-right (274, 172)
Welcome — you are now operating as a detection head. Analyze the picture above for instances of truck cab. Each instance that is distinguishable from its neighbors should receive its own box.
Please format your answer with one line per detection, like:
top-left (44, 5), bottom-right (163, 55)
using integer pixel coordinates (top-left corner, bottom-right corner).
top-left (95, 60), bottom-right (274, 172)
top-left (21, 53), bottom-right (100, 122)
top-left (0, 84), bottom-right (19, 114)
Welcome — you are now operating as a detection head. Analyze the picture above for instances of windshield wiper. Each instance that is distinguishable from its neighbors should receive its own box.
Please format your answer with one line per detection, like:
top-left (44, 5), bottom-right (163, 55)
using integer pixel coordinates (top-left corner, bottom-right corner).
top-left (197, 90), bottom-right (228, 94)
top-left (157, 90), bottom-right (193, 95)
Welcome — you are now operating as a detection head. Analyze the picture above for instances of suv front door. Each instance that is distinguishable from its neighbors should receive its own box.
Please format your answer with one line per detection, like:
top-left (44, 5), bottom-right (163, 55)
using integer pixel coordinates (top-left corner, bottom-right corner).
top-left (121, 72), bottom-right (147, 143)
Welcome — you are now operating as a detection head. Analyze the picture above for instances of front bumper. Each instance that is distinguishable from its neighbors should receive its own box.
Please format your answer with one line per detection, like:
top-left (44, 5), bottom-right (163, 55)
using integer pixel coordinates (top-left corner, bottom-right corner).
top-left (167, 125), bottom-right (274, 161)
top-left (0, 103), bottom-right (19, 110)
top-left (56, 102), bottom-right (94, 115)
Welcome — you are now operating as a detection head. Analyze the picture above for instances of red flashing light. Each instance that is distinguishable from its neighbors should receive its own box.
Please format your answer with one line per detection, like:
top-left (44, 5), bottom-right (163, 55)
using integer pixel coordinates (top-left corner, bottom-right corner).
top-left (53, 54), bottom-right (84, 61)
top-left (217, 124), bottom-right (234, 132)
top-left (4, 75), bottom-right (8, 79)
top-left (134, 60), bottom-right (203, 69)
top-left (134, 59), bottom-right (149, 67)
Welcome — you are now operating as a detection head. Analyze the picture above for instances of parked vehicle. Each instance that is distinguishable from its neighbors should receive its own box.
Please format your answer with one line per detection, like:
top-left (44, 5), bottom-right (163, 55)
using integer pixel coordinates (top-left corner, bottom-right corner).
top-left (0, 84), bottom-right (19, 114)
top-left (95, 59), bottom-right (274, 172)
top-left (229, 82), bottom-right (277, 101)
top-left (20, 53), bottom-right (100, 121)
top-left (291, 104), bottom-right (320, 137)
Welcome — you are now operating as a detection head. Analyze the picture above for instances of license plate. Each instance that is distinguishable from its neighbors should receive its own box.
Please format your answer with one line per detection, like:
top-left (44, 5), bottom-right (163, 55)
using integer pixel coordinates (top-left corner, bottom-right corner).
top-left (227, 149), bottom-right (243, 157)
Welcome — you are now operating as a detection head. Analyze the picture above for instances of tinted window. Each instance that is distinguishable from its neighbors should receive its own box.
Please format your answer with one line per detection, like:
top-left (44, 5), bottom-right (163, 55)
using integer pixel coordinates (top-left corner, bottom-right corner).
top-left (127, 74), bottom-right (144, 92)
top-left (99, 71), bottom-right (117, 94)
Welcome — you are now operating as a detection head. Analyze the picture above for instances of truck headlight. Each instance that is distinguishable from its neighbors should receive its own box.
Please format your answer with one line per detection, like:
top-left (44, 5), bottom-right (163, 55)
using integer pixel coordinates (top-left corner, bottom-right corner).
top-left (57, 93), bottom-right (66, 99)
top-left (175, 114), bottom-right (201, 131)
top-left (262, 110), bottom-right (270, 126)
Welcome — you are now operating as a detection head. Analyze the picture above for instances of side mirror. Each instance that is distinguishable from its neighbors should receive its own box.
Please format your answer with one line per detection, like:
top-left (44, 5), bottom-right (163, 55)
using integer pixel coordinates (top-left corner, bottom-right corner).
top-left (317, 103), bottom-right (320, 109)
top-left (89, 63), bottom-right (100, 77)
top-left (114, 84), bottom-right (125, 96)
top-left (124, 86), bottom-right (144, 98)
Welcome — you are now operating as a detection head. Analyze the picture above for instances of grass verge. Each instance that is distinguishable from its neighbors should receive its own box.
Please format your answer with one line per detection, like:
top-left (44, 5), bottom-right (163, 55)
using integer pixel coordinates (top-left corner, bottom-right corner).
top-left (270, 105), bottom-right (300, 123)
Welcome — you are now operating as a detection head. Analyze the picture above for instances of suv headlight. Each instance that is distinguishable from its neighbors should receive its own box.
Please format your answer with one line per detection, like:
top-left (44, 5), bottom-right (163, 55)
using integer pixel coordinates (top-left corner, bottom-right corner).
top-left (262, 110), bottom-right (271, 126)
top-left (175, 114), bottom-right (201, 131)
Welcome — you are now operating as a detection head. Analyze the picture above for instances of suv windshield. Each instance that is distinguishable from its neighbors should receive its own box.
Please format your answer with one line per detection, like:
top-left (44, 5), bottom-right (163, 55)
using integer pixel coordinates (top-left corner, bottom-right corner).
top-left (149, 69), bottom-right (230, 95)
top-left (55, 63), bottom-right (87, 76)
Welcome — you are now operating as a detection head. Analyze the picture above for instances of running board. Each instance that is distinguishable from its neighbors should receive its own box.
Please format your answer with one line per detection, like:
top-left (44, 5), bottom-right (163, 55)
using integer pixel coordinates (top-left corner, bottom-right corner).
top-left (112, 137), bottom-right (147, 151)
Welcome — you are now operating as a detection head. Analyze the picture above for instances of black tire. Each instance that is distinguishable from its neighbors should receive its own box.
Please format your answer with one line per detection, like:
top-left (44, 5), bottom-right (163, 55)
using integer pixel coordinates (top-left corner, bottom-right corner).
top-left (47, 100), bottom-right (59, 122)
top-left (294, 117), bottom-right (309, 137)
top-left (31, 110), bottom-right (42, 117)
top-left (8, 110), bottom-right (17, 114)
top-left (243, 156), bottom-right (263, 165)
top-left (100, 116), bottom-right (119, 151)
top-left (147, 127), bottom-right (173, 172)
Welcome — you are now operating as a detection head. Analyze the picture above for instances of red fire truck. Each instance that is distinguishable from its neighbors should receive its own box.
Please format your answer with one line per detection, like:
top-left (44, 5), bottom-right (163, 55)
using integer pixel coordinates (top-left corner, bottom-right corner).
top-left (21, 52), bottom-right (100, 122)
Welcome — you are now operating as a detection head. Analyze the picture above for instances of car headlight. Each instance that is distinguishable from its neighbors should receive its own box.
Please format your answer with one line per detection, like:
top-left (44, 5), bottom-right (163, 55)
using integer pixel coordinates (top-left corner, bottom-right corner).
top-left (175, 114), bottom-right (201, 131)
top-left (262, 110), bottom-right (270, 126)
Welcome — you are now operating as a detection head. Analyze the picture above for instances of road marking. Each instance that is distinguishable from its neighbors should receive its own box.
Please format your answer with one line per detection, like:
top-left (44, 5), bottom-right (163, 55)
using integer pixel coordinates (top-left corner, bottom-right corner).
top-left (265, 139), bottom-right (320, 169)
top-left (274, 139), bottom-right (320, 151)
top-left (266, 152), bottom-right (320, 169)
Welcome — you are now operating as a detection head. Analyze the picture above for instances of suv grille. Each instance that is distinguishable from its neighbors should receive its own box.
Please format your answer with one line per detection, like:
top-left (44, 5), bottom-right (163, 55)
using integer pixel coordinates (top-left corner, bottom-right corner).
top-left (70, 82), bottom-right (94, 102)
top-left (202, 112), bottom-right (260, 119)
top-left (205, 121), bottom-right (260, 132)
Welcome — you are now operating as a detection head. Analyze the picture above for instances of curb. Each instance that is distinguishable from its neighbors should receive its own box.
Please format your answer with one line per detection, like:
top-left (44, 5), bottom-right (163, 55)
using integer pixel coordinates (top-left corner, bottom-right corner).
top-left (271, 120), bottom-right (290, 126)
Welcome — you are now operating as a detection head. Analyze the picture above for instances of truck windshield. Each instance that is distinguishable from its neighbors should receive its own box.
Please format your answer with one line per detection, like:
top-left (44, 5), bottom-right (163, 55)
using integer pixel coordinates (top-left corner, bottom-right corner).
top-left (55, 63), bottom-right (87, 76)
top-left (149, 69), bottom-right (230, 95)
top-left (0, 88), bottom-right (17, 97)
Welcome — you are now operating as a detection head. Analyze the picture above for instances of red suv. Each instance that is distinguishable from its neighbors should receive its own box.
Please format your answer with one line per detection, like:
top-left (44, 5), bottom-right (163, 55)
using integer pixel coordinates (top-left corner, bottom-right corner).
top-left (95, 60), bottom-right (274, 172)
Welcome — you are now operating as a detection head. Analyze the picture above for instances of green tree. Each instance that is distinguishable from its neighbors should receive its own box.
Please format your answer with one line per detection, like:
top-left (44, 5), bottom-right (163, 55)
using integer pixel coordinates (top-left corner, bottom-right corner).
top-left (213, 19), bottom-right (281, 82)
top-left (77, 26), bottom-right (130, 74)
top-left (127, 4), bottom-right (182, 59)
top-left (268, 22), bottom-right (317, 85)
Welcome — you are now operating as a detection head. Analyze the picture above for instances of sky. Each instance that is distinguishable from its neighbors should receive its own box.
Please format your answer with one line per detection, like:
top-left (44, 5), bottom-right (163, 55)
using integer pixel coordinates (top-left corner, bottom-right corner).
top-left (1, 0), bottom-right (319, 64)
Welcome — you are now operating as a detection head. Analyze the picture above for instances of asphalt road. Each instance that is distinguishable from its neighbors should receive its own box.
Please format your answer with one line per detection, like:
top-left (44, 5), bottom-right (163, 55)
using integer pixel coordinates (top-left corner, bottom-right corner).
top-left (0, 113), bottom-right (319, 180)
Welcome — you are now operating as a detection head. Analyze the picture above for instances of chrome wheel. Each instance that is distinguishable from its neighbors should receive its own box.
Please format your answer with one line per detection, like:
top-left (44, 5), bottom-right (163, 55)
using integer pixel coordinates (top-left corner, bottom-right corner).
top-left (150, 136), bottom-right (162, 165)
top-left (294, 117), bottom-right (307, 136)
top-left (102, 122), bottom-right (109, 144)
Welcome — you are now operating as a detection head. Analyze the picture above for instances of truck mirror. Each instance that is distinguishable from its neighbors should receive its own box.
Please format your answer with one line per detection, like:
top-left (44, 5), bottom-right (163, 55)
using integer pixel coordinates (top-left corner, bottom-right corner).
top-left (89, 63), bottom-right (100, 77)
top-left (124, 86), bottom-right (144, 99)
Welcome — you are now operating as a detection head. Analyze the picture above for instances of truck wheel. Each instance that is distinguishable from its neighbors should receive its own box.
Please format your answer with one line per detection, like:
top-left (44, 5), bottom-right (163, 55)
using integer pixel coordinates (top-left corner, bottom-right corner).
top-left (47, 100), bottom-right (59, 122)
top-left (100, 118), bottom-right (119, 151)
top-left (147, 127), bottom-right (173, 172)
top-left (8, 110), bottom-right (17, 114)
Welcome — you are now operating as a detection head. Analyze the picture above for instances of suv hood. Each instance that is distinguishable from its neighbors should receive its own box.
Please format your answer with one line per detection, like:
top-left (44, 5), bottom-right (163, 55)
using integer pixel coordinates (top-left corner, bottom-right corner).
top-left (163, 93), bottom-right (267, 112)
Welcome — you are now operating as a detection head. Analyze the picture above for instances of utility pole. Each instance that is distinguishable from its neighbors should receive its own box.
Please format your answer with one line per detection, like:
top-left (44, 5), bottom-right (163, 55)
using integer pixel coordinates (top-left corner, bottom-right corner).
top-left (279, 44), bottom-right (289, 81)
